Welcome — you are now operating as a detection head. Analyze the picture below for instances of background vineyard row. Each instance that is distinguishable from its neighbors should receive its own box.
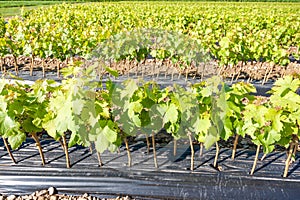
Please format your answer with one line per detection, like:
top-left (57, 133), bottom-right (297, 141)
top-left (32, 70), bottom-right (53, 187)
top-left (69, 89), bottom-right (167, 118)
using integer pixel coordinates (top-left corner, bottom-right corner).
top-left (0, 2), bottom-right (300, 77)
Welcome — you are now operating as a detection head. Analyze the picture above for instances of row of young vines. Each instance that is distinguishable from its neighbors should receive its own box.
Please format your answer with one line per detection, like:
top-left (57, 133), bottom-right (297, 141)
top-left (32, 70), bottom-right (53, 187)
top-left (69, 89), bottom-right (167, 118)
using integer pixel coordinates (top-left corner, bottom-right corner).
top-left (0, 64), bottom-right (299, 177)
top-left (0, 2), bottom-right (300, 77)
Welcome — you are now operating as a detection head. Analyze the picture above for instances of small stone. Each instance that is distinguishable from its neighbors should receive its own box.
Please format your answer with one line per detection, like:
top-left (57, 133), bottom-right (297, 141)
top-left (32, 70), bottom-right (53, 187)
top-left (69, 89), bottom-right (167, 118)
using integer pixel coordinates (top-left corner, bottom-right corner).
top-left (48, 187), bottom-right (58, 196)
top-left (0, 195), bottom-right (6, 200)
top-left (22, 195), bottom-right (32, 200)
top-left (61, 195), bottom-right (68, 200)
top-left (217, 166), bottom-right (223, 171)
top-left (82, 193), bottom-right (89, 198)
top-left (37, 190), bottom-right (48, 197)
top-left (49, 195), bottom-right (58, 200)
top-left (7, 195), bottom-right (16, 200)
top-left (37, 196), bottom-right (45, 200)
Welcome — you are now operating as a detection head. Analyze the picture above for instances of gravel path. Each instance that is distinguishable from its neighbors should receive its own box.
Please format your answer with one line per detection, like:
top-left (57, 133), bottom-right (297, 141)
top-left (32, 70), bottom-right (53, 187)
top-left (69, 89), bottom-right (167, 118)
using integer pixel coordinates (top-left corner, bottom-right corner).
top-left (0, 187), bottom-right (133, 200)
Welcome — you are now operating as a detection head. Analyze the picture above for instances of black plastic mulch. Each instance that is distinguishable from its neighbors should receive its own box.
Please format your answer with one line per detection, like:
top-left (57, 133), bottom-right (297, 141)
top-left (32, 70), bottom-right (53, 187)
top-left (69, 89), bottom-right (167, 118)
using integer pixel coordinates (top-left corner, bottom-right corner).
top-left (0, 138), bottom-right (300, 200)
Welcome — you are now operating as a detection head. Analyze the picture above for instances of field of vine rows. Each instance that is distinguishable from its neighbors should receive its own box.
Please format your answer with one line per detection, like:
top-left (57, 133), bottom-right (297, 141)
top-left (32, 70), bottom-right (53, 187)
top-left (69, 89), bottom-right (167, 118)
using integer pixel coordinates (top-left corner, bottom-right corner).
top-left (1, 1), bottom-right (300, 199)
top-left (0, 2), bottom-right (300, 81)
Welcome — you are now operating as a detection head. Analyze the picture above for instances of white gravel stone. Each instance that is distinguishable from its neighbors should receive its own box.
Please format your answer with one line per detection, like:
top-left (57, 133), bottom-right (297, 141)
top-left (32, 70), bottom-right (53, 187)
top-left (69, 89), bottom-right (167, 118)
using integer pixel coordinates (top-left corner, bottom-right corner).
top-left (7, 195), bottom-right (16, 200)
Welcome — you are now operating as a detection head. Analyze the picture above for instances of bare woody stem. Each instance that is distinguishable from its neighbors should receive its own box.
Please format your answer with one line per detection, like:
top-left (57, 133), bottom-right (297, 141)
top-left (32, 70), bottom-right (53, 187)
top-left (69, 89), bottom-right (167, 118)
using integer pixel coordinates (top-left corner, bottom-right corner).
top-left (57, 61), bottom-right (60, 78)
top-left (260, 154), bottom-right (266, 161)
top-left (234, 61), bottom-right (243, 81)
top-left (89, 145), bottom-right (93, 153)
top-left (171, 67), bottom-right (175, 81)
top-left (188, 132), bottom-right (194, 171)
top-left (250, 144), bottom-right (260, 175)
top-left (199, 142), bottom-right (203, 157)
top-left (42, 59), bottom-right (45, 78)
top-left (230, 69), bottom-right (235, 84)
top-left (124, 136), bottom-right (131, 167)
top-left (13, 55), bottom-right (18, 75)
top-left (201, 63), bottom-right (206, 81)
top-left (283, 143), bottom-right (294, 178)
top-left (164, 62), bottom-right (168, 79)
top-left (193, 63), bottom-right (197, 80)
top-left (2, 137), bottom-right (16, 164)
top-left (151, 64), bottom-right (155, 80)
top-left (31, 132), bottom-right (45, 166)
top-left (178, 70), bottom-right (182, 80)
top-left (62, 135), bottom-right (70, 168)
top-left (152, 132), bottom-right (158, 168)
top-left (265, 63), bottom-right (274, 84)
top-left (213, 141), bottom-right (219, 168)
top-left (292, 136), bottom-right (299, 162)
top-left (262, 63), bottom-right (272, 85)
top-left (96, 152), bottom-right (103, 169)
top-left (185, 67), bottom-right (188, 82)
top-left (30, 55), bottom-right (34, 76)
top-left (156, 62), bottom-right (161, 80)
top-left (93, 142), bottom-right (103, 167)
top-left (232, 134), bottom-right (239, 160)
top-left (173, 138), bottom-right (177, 156)
top-left (97, 151), bottom-right (103, 167)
